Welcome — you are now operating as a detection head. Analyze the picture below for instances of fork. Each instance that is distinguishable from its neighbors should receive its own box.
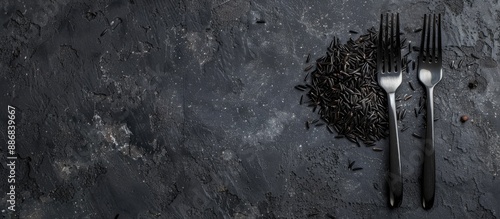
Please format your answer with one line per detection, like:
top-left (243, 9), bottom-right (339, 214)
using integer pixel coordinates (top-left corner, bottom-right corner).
top-left (418, 14), bottom-right (442, 210)
top-left (377, 13), bottom-right (403, 208)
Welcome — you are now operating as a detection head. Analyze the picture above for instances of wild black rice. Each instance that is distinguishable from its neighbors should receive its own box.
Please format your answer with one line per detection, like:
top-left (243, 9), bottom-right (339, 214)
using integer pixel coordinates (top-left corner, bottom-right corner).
top-left (327, 125), bottom-right (334, 133)
top-left (408, 81), bottom-right (415, 91)
top-left (404, 95), bottom-right (413, 101)
top-left (401, 126), bottom-right (409, 132)
top-left (348, 160), bottom-right (355, 169)
top-left (295, 85), bottom-right (307, 91)
top-left (304, 65), bottom-right (314, 71)
top-left (412, 133), bottom-right (422, 138)
top-left (304, 72), bottom-right (310, 81)
top-left (297, 27), bottom-right (408, 144)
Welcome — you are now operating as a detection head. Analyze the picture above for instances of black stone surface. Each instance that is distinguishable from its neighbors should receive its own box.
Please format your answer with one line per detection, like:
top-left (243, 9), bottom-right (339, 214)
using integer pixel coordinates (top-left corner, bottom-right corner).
top-left (0, 0), bottom-right (499, 218)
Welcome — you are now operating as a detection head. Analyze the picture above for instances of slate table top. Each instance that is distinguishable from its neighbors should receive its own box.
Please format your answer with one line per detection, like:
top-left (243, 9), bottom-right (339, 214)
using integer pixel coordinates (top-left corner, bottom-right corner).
top-left (0, 0), bottom-right (499, 218)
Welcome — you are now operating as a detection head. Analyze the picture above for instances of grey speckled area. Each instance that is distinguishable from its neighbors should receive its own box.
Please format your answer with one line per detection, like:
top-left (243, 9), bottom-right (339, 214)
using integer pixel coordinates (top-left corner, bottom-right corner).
top-left (0, 0), bottom-right (499, 218)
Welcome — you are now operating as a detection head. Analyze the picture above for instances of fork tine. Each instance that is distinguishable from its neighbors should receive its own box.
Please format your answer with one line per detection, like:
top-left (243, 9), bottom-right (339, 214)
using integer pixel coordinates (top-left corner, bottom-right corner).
top-left (378, 14), bottom-right (383, 73)
top-left (426, 14), bottom-right (431, 62)
top-left (432, 14), bottom-right (436, 62)
top-left (385, 13), bottom-right (390, 72)
top-left (420, 14), bottom-right (427, 62)
top-left (437, 14), bottom-right (442, 60)
top-left (395, 13), bottom-right (401, 71)
top-left (390, 13), bottom-right (394, 72)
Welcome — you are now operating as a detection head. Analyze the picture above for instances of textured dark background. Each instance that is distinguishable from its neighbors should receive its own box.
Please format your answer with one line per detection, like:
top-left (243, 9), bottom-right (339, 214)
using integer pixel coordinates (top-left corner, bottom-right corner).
top-left (0, 0), bottom-right (499, 218)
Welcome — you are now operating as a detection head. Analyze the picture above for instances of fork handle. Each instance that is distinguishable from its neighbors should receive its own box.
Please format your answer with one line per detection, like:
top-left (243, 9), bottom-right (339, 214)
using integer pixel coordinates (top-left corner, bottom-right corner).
top-left (422, 87), bottom-right (436, 209)
top-left (387, 92), bottom-right (403, 207)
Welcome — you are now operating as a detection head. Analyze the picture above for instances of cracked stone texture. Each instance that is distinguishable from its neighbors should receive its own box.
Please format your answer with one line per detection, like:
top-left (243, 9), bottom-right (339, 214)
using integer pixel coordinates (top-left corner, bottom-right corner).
top-left (0, 0), bottom-right (499, 218)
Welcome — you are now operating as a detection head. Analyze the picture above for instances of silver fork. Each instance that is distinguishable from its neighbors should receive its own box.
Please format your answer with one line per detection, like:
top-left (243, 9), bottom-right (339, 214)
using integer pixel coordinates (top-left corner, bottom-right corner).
top-left (377, 13), bottom-right (403, 208)
top-left (418, 14), bottom-right (442, 210)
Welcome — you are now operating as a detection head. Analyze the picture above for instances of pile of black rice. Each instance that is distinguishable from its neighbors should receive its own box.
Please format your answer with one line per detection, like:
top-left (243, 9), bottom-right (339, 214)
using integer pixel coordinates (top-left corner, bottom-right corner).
top-left (297, 27), bottom-right (407, 146)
